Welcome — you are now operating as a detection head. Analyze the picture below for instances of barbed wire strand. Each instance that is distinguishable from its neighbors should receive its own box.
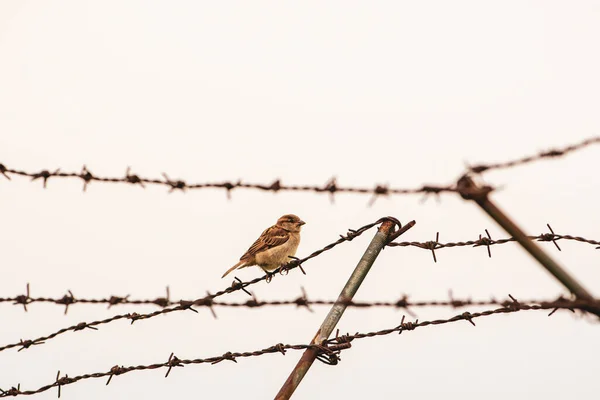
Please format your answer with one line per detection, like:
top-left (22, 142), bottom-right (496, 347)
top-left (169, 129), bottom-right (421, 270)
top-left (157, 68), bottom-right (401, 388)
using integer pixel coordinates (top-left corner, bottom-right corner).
top-left (0, 298), bottom-right (595, 398)
top-left (0, 291), bottom-right (582, 319)
top-left (468, 136), bottom-right (600, 174)
top-left (0, 217), bottom-right (401, 354)
top-left (1, 137), bottom-right (598, 201)
top-left (0, 163), bottom-right (455, 200)
top-left (387, 224), bottom-right (600, 262)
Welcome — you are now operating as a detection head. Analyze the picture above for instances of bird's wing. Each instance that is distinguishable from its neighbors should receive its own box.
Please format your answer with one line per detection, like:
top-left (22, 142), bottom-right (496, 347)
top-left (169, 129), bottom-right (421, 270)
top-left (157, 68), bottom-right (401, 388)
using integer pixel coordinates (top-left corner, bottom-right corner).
top-left (240, 225), bottom-right (290, 260)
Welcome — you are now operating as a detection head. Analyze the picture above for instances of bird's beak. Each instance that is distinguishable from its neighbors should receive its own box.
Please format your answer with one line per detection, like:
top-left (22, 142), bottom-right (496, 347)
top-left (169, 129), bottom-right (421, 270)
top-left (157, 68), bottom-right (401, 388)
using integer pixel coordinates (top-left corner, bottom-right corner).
top-left (298, 220), bottom-right (306, 226)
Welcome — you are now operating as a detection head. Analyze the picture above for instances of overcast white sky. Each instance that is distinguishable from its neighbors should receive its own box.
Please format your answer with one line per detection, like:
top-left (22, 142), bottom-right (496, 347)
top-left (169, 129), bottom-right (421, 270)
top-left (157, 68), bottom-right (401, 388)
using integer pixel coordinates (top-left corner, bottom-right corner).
top-left (1, 1), bottom-right (599, 399)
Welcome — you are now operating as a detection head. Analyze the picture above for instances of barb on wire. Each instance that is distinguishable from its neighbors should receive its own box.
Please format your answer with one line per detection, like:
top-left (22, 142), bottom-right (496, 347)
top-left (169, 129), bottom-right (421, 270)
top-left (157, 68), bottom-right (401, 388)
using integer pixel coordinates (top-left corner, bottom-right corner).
top-left (468, 136), bottom-right (600, 174)
top-left (0, 217), bottom-right (401, 354)
top-left (387, 224), bottom-right (600, 262)
top-left (1, 298), bottom-right (595, 398)
top-left (0, 163), bottom-right (456, 199)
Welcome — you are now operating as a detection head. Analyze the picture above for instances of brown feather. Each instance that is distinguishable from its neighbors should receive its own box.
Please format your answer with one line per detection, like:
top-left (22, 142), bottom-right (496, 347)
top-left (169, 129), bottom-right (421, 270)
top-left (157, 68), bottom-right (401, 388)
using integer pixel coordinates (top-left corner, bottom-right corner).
top-left (239, 225), bottom-right (290, 261)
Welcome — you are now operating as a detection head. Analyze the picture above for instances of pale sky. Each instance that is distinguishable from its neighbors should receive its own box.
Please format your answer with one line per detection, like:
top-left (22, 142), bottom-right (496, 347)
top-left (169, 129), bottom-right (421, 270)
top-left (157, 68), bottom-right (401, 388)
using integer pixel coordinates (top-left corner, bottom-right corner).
top-left (1, 2), bottom-right (599, 399)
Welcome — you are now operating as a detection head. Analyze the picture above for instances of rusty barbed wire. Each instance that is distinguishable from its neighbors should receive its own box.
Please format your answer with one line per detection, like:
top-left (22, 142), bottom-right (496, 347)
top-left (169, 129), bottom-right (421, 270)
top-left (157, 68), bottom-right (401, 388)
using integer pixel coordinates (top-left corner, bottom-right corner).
top-left (1, 297), bottom-right (595, 398)
top-left (0, 286), bottom-right (570, 316)
top-left (0, 163), bottom-right (456, 200)
top-left (2, 137), bottom-right (598, 200)
top-left (0, 217), bottom-right (407, 354)
top-left (1, 279), bottom-right (595, 318)
top-left (387, 224), bottom-right (600, 262)
top-left (467, 136), bottom-right (600, 174)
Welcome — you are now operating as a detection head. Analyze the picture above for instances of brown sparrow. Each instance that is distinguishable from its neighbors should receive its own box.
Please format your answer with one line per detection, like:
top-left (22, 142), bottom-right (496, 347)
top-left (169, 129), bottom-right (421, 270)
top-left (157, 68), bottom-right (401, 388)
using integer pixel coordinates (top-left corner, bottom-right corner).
top-left (222, 214), bottom-right (306, 278)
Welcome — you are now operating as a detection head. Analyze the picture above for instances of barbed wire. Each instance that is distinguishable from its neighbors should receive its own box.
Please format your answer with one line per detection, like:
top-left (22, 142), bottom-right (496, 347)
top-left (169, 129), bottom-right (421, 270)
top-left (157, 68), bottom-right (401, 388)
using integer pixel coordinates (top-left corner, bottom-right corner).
top-left (0, 285), bottom-right (574, 316)
top-left (0, 163), bottom-right (456, 200)
top-left (387, 224), bottom-right (600, 262)
top-left (0, 297), bottom-right (595, 398)
top-left (467, 136), bottom-right (600, 174)
top-left (3, 239), bottom-right (597, 314)
top-left (0, 217), bottom-right (409, 354)
top-left (1, 137), bottom-right (598, 201)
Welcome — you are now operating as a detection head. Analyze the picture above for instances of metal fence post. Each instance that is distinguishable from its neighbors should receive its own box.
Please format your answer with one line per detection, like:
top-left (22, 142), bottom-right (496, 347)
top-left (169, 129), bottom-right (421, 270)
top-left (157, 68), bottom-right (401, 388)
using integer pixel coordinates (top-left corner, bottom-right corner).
top-left (274, 218), bottom-right (413, 400)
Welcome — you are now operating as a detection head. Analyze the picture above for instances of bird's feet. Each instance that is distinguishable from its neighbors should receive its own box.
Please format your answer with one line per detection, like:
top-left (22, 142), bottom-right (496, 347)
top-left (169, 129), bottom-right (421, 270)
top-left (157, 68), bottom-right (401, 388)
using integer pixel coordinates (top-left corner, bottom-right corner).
top-left (279, 256), bottom-right (302, 275)
top-left (265, 271), bottom-right (275, 283)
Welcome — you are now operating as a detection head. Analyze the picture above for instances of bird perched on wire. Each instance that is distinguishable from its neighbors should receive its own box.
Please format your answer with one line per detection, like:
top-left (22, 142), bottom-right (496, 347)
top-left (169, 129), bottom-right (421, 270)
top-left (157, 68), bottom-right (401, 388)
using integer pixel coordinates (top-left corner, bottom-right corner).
top-left (222, 214), bottom-right (306, 278)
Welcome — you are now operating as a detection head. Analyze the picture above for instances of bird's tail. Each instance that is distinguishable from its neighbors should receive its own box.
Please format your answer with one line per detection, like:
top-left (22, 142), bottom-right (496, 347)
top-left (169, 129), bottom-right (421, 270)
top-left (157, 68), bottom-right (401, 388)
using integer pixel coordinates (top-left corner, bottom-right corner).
top-left (221, 260), bottom-right (246, 278)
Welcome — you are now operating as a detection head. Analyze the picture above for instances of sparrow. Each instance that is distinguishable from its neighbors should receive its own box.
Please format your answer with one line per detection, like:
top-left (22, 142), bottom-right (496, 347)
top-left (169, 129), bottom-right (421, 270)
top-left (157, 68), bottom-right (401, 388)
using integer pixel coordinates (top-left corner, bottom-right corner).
top-left (221, 214), bottom-right (306, 278)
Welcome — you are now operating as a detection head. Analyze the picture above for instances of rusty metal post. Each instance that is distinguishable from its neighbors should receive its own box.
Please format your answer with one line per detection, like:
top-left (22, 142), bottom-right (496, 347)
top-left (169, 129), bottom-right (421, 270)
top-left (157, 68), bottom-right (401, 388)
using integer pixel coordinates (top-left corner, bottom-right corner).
top-left (457, 176), bottom-right (599, 315)
top-left (274, 218), bottom-right (411, 400)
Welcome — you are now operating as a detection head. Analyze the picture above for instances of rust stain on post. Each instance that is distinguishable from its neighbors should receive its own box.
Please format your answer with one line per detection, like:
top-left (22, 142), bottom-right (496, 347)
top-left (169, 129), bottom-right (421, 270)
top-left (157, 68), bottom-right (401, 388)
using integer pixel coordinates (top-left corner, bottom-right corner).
top-left (275, 219), bottom-right (404, 400)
